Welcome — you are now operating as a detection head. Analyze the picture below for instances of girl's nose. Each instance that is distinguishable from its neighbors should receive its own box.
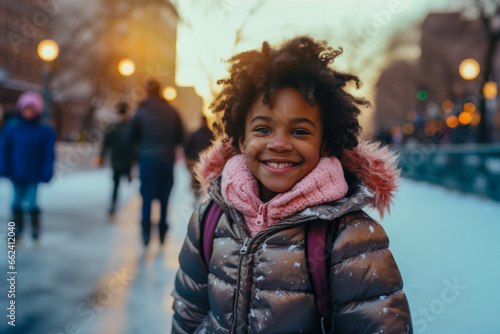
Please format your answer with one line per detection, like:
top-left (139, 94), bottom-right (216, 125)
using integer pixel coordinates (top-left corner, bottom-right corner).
top-left (266, 134), bottom-right (293, 152)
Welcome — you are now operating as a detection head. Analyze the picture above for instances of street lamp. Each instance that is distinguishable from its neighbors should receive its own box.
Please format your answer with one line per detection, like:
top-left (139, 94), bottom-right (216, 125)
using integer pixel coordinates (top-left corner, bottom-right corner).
top-left (117, 58), bottom-right (135, 99)
top-left (37, 39), bottom-right (59, 119)
top-left (162, 86), bottom-right (177, 101)
top-left (483, 81), bottom-right (498, 100)
top-left (459, 58), bottom-right (480, 80)
top-left (118, 58), bottom-right (135, 77)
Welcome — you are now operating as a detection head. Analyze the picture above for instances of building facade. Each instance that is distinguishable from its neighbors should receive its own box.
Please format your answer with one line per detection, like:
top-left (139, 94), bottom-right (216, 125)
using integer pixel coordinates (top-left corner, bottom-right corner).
top-left (0, 0), bottom-right (51, 121)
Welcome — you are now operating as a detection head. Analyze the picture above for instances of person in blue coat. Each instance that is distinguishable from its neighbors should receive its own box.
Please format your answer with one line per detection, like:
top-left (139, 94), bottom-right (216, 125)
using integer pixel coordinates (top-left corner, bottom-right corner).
top-left (0, 91), bottom-right (56, 241)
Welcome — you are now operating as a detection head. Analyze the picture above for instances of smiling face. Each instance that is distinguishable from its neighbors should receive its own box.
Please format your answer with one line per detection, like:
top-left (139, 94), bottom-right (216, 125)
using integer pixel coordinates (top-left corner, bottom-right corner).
top-left (239, 87), bottom-right (324, 202)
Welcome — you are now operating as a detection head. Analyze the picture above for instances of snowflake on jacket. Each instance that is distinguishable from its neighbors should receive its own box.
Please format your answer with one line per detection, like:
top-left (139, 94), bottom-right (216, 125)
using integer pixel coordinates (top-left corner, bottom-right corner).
top-left (172, 139), bottom-right (413, 334)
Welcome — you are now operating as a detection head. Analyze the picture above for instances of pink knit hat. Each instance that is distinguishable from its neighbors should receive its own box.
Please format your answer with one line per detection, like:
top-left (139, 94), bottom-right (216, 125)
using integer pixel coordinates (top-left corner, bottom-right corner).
top-left (16, 91), bottom-right (43, 115)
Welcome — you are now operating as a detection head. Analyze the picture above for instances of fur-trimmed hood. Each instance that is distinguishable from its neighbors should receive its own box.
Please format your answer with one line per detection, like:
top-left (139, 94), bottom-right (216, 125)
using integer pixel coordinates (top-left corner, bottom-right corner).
top-left (194, 138), bottom-right (400, 218)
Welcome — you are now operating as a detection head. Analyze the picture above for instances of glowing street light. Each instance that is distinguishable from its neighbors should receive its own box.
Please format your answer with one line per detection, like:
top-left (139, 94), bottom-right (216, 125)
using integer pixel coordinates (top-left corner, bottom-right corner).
top-left (163, 86), bottom-right (177, 101)
top-left (441, 100), bottom-right (454, 113)
top-left (37, 39), bottom-right (59, 119)
top-left (483, 81), bottom-right (498, 100)
top-left (459, 58), bottom-right (480, 80)
top-left (458, 112), bottom-right (472, 125)
top-left (471, 112), bottom-right (481, 126)
top-left (446, 115), bottom-right (459, 128)
top-left (463, 102), bottom-right (476, 113)
top-left (402, 123), bottom-right (415, 135)
top-left (118, 58), bottom-right (135, 76)
top-left (37, 39), bottom-right (59, 62)
top-left (416, 89), bottom-right (429, 102)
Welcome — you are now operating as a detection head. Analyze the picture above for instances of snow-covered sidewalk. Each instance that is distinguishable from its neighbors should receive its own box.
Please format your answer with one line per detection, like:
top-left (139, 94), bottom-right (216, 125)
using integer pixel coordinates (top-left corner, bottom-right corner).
top-left (0, 161), bottom-right (195, 334)
top-left (1, 164), bottom-right (498, 333)
top-left (373, 179), bottom-right (500, 334)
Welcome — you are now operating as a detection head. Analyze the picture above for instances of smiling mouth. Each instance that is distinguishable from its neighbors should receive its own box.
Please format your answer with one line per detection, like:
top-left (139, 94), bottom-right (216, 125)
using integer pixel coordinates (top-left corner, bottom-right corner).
top-left (263, 161), bottom-right (300, 168)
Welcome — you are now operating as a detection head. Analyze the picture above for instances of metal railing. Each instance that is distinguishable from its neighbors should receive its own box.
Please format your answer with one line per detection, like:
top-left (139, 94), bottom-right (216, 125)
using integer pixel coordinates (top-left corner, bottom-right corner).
top-left (397, 143), bottom-right (500, 201)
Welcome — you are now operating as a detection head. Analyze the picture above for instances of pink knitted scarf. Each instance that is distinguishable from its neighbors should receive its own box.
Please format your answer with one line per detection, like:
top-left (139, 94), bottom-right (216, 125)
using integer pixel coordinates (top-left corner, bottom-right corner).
top-left (221, 155), bottom-right (348, 237)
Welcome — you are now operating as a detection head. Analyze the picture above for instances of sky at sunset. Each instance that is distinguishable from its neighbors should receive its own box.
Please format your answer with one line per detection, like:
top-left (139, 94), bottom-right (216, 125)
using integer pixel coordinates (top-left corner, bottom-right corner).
top-left (173, 0), bottom-right (457, 130)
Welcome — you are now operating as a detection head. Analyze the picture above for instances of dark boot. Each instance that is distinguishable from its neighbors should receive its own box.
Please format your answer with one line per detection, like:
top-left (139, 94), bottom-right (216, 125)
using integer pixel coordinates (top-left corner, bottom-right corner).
top-left (31, 209), bottom-right (40, 240)
top-left (159, 222), bottom-right (169, 244)
top-left (141, 221), bottom-right (151, 246)
top-left (12, 208), bottom-right (24, 239)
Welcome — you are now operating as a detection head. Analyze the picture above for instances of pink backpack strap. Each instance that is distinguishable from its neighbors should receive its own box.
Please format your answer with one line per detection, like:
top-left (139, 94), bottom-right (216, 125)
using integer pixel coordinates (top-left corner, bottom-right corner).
top-left (202, 201), bottom-right (336, 332)
top-left (308, 220), bottom-right (336, 333)
top-left (202, 201), bottom-right (224, 266)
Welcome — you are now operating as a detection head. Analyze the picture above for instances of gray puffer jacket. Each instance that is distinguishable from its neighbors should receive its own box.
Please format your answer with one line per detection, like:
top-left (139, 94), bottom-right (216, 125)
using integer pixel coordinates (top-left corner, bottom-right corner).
top-left (172, 140), bottom-right (413, 334)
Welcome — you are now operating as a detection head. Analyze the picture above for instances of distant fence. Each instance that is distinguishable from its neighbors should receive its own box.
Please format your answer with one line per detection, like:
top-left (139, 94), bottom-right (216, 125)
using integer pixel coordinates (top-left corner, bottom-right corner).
top-left (397, 143), bottom-right (500, 201)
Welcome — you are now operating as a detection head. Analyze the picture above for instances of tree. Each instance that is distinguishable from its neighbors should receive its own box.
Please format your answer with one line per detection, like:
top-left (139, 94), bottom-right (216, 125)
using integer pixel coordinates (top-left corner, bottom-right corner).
top-left (49, 0), bottom-right (180, 140)
top-left (466, 0), bottom-right (500, 142)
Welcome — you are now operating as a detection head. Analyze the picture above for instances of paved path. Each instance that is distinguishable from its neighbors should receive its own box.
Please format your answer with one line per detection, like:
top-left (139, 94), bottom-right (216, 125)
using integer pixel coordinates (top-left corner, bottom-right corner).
top-left (0, 161), bottom-right (195, 334)
top-left (0, 159), bottom-right (499, 334)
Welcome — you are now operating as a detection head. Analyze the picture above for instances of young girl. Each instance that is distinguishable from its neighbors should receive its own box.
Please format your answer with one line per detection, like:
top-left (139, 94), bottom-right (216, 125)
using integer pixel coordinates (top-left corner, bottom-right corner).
top-left (0, 91), bottom-right (55, 242)
top-left (172, 36), bottom-right (413, 333)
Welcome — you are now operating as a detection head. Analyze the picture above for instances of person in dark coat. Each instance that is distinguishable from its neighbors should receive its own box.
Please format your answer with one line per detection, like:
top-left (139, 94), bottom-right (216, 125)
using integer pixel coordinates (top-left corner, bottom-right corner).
top-left (172, 37), bottom-right (413, 333)
top-left (184, 116), bottom-right (214, 198)
top-left (0, 91), bottom-right (56, 241)
top-left (124, 79), bottom-right (184, 246)
top-left (97, 102), bottom-right (135, 216)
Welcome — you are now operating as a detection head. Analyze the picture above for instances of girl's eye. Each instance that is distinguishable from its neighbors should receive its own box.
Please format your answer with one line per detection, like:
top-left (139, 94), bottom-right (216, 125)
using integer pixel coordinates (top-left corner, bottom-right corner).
top-left (291, 129), bottom-right (310, 135)
top-left (254, 127), bottom-right (271, 134)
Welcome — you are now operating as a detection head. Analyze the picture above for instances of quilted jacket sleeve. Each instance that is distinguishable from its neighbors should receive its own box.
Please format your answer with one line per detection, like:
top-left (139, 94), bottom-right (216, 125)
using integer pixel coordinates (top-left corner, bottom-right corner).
top-left (329, 211), bottom-right (413, 334)
top-left (172, 202), bottom-right (211, 334)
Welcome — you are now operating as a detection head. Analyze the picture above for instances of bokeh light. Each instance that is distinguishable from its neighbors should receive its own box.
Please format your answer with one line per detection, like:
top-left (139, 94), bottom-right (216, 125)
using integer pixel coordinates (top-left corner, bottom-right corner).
top-left (37, 39), bottom-right (59, 62)
top-left (463, 102), bottom-right (476, 113)
top-left (458, 112), bottom-right (472, 125)
top-left (459, 58), bottom-right (480, 80)
top-left (416, 89), bottom-right (429, 102)
top-left (442, 100), bottom-right (454, 113)
top-left (446, 115), bottom-right (459, 128)
top-left (483, 81), bottom-right (498, 100)
top-left (118, 58), bottom-right (135, 76)
top-left (471, 112), bottom-right (481, 126)
top-left (403, 123), bottom-right (415, 135)
top-left (163, 86), bottom-right (177, 101)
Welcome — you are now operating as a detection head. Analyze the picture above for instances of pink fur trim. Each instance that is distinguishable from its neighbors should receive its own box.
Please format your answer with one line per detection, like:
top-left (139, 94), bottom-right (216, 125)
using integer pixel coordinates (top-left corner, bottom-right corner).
top-left (195, 138), bottom-right (400, 218)
top-left (194, 138), bottom-right (238, 192)
top-left (341, 140), bottom-right (400, 218)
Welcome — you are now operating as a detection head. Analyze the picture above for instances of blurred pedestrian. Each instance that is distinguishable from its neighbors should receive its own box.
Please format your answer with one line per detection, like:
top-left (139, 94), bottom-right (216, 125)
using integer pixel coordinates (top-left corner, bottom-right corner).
top-left (0, 92), bottom-right (56, 242)
top-left (125, 79), bottom-right (184, 246)
top-left (184, 115), bottom-right (214, 198)
top-left (96, 102), bottom-right (135, 217)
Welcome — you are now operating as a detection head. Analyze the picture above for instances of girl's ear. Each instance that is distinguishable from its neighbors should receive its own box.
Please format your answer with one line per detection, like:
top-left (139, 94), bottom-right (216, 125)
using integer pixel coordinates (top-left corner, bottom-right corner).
top-left (320, 143), bottom-right (332, 157)
top-left (238, 137), bottom-right (246, 154)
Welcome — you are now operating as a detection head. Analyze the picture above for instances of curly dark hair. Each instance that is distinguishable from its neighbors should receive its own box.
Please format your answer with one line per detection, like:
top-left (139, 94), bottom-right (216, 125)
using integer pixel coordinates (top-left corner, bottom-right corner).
top-left (210, 36), bottom-right (369, 158)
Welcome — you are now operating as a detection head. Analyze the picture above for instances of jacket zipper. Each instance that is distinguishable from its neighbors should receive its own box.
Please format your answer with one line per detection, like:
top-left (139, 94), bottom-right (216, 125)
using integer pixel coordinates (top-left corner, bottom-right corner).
top-left (207, 188), bottom-right (248, 333)
top-left (209, 190), bottom-right (337, 333)
top-left (230, 215), bottom-right (319, 333)
top-left (226, 204), bottom-right (252, 334)
top-left (240, 237), bottom-right (250, 254)
top-left (254, 204), bottom-right (265, 226)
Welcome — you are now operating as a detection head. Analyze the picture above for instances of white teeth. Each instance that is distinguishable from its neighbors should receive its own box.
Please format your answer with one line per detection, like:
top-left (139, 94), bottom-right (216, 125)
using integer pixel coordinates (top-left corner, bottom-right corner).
top-left (266, 162), bottom-right (295, 168)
